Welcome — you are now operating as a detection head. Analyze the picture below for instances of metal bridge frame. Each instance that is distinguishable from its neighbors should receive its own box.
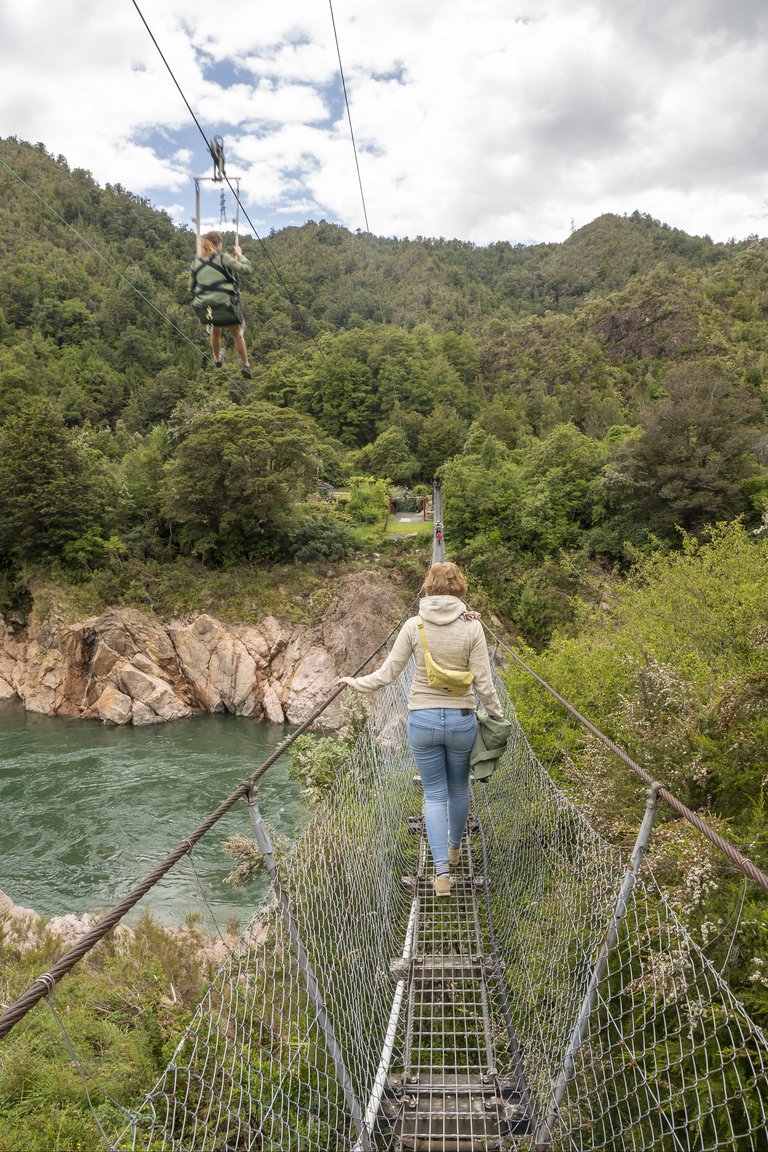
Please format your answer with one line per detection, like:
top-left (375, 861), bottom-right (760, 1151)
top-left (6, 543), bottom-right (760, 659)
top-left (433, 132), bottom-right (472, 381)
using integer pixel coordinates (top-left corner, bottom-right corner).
top-left (192, 174), bottom-right (241, 245)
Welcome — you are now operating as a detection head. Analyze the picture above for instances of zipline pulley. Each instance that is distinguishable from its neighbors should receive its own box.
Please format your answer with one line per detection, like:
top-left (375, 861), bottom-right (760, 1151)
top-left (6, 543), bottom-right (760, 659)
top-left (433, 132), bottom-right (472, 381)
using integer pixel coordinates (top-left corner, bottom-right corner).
top-left (192, 135), bottom-right (241, 246)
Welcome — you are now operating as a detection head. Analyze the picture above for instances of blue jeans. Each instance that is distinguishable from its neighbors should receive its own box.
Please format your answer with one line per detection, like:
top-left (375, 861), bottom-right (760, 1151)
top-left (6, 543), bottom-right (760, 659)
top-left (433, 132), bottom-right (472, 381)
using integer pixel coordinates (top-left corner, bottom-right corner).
top-left (407, 708), bottom-right (477, 869)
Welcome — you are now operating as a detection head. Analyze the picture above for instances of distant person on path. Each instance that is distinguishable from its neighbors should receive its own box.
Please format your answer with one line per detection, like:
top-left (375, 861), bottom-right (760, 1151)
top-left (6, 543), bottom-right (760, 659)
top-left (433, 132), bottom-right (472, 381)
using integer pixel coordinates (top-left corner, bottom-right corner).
top-left (338, 562), bottom-right (503, 897)
top-left (189, 231), bottom-right (253, 379)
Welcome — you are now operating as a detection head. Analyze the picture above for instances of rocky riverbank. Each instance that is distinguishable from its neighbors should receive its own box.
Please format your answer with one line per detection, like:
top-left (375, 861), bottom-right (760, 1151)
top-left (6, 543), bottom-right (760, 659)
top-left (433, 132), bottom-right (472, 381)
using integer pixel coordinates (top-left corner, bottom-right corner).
top-left (0, 887), bottom-right (239, 967)
top-left (0, 568), bottom-right (406, 730)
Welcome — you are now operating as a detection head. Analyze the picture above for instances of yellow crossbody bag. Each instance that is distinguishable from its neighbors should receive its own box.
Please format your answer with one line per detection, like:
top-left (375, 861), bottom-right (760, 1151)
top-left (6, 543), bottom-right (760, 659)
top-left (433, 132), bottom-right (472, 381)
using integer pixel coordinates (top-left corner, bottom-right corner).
top-left (416, 617), bottom-right (475, 696)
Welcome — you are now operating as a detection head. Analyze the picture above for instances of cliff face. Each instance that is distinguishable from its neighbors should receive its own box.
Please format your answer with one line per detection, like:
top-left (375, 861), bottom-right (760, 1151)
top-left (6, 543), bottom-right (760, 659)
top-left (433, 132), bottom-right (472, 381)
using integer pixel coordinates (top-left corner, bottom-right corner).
top-left (0, 569), bottom-right (407, 729)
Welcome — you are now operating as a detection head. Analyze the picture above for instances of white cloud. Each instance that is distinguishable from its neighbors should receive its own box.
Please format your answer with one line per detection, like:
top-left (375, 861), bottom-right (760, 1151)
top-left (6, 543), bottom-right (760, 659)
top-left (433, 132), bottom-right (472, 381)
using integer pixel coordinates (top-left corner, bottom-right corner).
top-left (1, 0), bottom-right (767, 244)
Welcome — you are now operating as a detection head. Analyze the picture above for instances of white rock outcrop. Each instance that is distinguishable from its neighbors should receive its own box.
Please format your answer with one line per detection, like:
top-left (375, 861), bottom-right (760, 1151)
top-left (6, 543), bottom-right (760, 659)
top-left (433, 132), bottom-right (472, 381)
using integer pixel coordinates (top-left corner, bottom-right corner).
top-left (0, 888), bottom-right (233, 967)
top-left (0, 569), bottom-right (406, 729)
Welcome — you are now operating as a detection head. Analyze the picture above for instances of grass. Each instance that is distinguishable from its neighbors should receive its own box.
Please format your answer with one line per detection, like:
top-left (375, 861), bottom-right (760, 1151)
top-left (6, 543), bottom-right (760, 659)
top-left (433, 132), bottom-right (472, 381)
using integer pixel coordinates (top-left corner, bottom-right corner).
top-left (0, 912), bottom-right (215, 1152)
top-left (29, 560), bottom-right (336, 625)
top-left (30, 558), bottom-right (353, 627)
top-left (25, 529), bottom-right (432, 630)
top-left (386, 516), bottom-right (434, 538)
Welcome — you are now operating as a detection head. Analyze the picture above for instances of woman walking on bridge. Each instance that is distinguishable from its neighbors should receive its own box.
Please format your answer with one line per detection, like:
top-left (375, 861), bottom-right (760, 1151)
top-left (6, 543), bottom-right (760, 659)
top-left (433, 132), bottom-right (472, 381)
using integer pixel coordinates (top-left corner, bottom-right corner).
top-left (339, 562), bottom-right (503, 897)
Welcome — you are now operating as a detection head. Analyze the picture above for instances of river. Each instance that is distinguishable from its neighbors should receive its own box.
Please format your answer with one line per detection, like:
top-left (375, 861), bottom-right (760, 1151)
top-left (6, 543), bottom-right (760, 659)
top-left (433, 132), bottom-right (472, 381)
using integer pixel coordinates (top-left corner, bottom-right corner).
top-left (0, 700), bottom-right (310, 932)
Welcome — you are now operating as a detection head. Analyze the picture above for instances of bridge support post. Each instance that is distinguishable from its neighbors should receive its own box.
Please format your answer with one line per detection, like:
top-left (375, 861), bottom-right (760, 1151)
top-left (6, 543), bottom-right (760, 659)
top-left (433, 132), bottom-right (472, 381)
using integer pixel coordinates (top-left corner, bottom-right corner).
top-left (431, 478), bottom-right (445, 563)
top-left (245, 786), bottom-right (370, 1150)
top-left (533, 782), bottom-right (662, 1150)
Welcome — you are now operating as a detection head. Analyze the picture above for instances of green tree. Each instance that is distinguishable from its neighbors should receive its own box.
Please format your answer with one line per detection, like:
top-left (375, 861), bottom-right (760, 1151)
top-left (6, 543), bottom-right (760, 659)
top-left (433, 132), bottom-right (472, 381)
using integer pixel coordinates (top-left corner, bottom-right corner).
top-left (118, 425), bottom-right (172, 555)
top-left (0, 303), bottom-right (12, 344)
top-left (367, 425), bottom-right (419, 483)
top-left (439, 330), bottom-right (481, 386)
top-left (415, 404), bottom-right (469, 478)
top-left (602, 364), bottom-right (764, 545)
top-left (473, 397), bottom-right (529, 448)
top-left (162, 403), bottom-right (323, 563)
top-left (299, 344), bottom-right (377, 446)
top-left (441, 431), bottom-right (524, 549)
top-left (56, 348), bottom-right (126, 426)
top-left (517, 423), bottom-right (606, 554)
top-left (122, 366), bottom-right (190, 431)
top-left (346, 477), bottom-right (389, 524)
top-left (0, 351), bottom-right (44, 422)
top-left (0, 401), bottom-right (115, 567)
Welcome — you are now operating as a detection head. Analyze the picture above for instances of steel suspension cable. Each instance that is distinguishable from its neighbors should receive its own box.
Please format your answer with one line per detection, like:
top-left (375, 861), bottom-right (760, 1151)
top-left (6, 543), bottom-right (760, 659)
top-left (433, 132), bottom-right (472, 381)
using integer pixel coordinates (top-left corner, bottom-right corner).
top-left (483, 624), bottom-right (768, 895)
top-left (130, 0), bottom-right (338, 362)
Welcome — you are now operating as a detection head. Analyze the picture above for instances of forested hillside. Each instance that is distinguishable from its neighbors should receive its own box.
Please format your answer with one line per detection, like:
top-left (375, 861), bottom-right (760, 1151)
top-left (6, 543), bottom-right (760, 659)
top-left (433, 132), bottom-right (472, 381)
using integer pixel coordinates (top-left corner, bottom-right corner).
top-left (3, 135), bottom-right (765, 635)
top-left (1, 132), bottom-right (766, 634)
top-left (1, 130), bottom-right (767, 1083)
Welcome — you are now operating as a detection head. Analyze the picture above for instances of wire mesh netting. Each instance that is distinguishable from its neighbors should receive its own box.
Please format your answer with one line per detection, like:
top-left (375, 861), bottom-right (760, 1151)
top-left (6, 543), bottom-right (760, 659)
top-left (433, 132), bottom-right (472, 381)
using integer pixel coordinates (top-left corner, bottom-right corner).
top-left (120, 662), bottom-right (768, 1151)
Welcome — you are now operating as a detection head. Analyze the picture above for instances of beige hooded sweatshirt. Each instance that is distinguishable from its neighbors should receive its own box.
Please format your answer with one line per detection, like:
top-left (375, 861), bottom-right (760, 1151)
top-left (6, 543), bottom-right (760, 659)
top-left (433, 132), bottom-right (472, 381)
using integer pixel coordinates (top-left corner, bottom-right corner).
top-left (346, 595), bottom-right (503, 718)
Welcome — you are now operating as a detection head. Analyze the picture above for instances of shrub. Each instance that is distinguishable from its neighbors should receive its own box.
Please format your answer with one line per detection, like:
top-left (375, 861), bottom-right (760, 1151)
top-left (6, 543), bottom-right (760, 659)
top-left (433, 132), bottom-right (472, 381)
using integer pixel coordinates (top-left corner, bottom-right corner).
top-left (346, 478), bottom-right (389, 525)
top-left (284, 510), bottom-right (354, 562)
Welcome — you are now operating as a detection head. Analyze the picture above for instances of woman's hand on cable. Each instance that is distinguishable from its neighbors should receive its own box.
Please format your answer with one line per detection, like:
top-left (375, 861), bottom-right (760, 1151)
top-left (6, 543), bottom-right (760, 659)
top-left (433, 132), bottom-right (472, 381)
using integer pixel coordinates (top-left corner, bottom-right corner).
top-left (461, 610), bottom-right (482, 621)
top-left (335, 676), bottom-right (357, 688)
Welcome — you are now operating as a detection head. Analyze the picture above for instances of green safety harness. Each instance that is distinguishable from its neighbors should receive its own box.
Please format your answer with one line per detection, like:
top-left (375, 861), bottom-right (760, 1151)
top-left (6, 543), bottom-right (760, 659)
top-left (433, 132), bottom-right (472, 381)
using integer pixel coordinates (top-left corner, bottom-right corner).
top-left (190, 254), bottom-right (243, 327)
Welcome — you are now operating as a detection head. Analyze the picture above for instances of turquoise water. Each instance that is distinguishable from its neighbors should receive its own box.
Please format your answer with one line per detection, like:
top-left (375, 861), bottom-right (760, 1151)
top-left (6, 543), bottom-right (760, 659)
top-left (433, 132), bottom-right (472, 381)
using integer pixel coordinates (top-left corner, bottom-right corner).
top-left (0, 701), bottom-right (310, 931)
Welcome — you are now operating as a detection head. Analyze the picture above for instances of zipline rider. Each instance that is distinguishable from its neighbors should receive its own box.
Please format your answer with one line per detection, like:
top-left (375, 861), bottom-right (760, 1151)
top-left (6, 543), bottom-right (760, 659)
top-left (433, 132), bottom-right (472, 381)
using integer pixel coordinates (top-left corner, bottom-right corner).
top-left (189, 230), bottom-right (253, 379)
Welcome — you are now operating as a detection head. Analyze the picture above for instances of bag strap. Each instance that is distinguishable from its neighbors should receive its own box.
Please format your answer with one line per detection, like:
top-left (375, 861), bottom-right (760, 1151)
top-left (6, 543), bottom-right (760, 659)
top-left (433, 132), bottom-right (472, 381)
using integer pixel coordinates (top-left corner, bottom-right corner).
top-left (416, 616), bottom-right (430, 658)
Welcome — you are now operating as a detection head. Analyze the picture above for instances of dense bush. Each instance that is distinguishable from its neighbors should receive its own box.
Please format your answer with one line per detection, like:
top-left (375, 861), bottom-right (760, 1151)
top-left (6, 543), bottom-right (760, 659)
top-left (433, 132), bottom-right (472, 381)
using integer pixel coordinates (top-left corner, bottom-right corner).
top-left (345, 477), bottom-right (389, 525)
top-left (506, 521), bottom-right (768, 831)
top-left (283, 509), bottom-right (355, 562)
top-left (0, 913), bottom-right (214, 1152)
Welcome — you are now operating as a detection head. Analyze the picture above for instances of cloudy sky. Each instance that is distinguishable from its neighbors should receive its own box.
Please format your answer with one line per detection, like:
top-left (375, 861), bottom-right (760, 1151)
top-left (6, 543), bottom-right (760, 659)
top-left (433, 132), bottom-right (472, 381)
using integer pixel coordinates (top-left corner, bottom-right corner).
top-left (1, 0), bottom-right (767, 247)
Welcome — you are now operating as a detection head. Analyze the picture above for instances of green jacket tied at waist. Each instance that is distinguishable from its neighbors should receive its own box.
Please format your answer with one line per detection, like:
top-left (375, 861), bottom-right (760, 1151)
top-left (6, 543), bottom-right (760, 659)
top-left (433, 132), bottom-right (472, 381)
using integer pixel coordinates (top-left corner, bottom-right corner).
top-left (470, 709), bottom-right (513, 782)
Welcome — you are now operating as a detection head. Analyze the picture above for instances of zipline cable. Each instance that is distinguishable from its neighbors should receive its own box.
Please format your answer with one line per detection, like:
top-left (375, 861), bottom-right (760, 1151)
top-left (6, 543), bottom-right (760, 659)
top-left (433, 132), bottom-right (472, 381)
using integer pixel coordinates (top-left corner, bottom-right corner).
top-left (327, 0), bottom-right (372, 236)
top-left (327, 0), bottom-right (400, 407)
top-left (128, 0), bottom-right (385, 486)
top-left (0, 149), bottom-right (337, 487)
top-left (128, 0), bottom-right (209, 153)
top-left (0, 147), bottom-right (349, 490)
top-left (130, 0), bottom-right (334, 362)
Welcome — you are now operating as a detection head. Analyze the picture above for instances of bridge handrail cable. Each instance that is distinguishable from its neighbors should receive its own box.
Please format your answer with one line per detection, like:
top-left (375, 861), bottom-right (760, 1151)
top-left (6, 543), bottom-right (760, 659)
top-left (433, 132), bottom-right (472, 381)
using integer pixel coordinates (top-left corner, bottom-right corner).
top-left (0, 602), bottom-right (415, 1041)
top-left (484, 624), bottom-right (768, 895)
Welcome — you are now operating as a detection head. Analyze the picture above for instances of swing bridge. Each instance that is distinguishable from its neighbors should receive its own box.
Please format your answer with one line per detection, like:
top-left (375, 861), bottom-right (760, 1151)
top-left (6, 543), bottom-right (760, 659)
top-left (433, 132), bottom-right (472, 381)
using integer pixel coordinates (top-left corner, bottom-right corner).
top-left (1, 626), bottom-right (767, 1151)
top-left (2, 3), bottom-right (766, 1141)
